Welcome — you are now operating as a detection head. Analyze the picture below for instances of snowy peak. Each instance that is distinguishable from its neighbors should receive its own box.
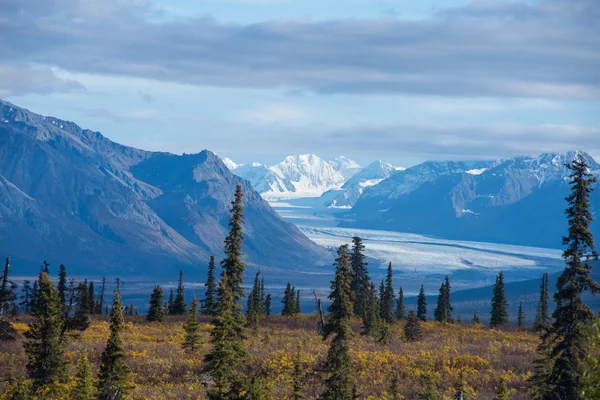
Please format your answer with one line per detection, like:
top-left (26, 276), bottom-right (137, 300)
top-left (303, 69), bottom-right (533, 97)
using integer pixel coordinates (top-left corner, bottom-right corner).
top-left (222, 157), bottom-right (239, 170)
top-left (330, 156), bottom-right (362, 180)
top-left (327, 160), bottom-right (396, 208)
top-left (269, 154), bottom-right (346, 197)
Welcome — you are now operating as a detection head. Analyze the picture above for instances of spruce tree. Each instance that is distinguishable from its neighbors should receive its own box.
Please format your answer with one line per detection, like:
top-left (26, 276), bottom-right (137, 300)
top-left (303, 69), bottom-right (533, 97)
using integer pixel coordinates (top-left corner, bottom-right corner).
top-left (203, 256), bottom-right (218, 316)
top-left (57, 264), bottom-right (67, 310)
top-left (87, 281), bottom-right (95, 315)
top-left (73, 353), bottom-right (96, 400)
top-left (282, 282), bottom-right (296, 316)
top-left (380, 263), bottom-right (395, 323)
top-left (389, 374), bottom-right (402, 400)
top-left (19, 280), bottom-right (33, 314)
top-left (434, 276), bottom-right (453, 323)
top-left (264, 294), bottom-right (272, 316)
top-left (167, 288), bottom-right (174, 315)
top-left (533, 273), bottom-right (550, 332)
top-left (494, 377), bottom-right (509, 400)
top-left (473, 309), bottom-right (481, 325)
top-left (183, 297), bottom-right (202, 352)
top-left (246, 272), bottom-right (262, 329)
top-left (95, 277), bottom-right (106, 315)
top-left (517, 300), bottom-right (525, 328)
top-left (417, 285), bottom-right (427, 321)
top-left (147, 285), bottom-right (166, 322)
top-left (350, 236), bottom-right (369, 319)
top-left (221, 183), bottom-right (246, 305)
top-left (41, 260), bottom-right (50, 274)
top-left (532, 156), bottom-right (600, 400)
top-left (0, 257), bottom-right (17, 317)
top-left (395, 286), bottom-right (406, 320)
top-left (404, 310), bottom-right (422, 342)
top-left (25, 271), bottom-right (66, 390)
top-left (259, 277), bottom-right (265, 315)
top-left (490, 272), bottom-right (509, 328)
top-left (321, 244), bottom-right (355, 400)
top-left (172, 270), bottom-right (187, 315)
top-left (291, 344), bottom-right (304, 400)
top-left (362, 282), bottom-right (380, 337)
top-left (98, 284), bottom-right (130, 400)
top-left (76, 280), bottom-right (90, 315)
top-left (295, 289), bottom-right (301, 315)
top-left (582, 317), bottom-right (600, 400)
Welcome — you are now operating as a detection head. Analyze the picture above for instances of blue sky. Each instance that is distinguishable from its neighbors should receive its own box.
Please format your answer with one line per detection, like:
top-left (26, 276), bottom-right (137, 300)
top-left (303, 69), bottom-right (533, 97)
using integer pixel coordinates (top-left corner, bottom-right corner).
top-left (1, 0), bottom-right (598, 167)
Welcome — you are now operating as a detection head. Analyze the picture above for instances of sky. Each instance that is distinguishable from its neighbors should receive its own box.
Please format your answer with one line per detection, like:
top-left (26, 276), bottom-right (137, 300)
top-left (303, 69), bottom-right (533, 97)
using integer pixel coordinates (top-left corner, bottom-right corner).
top-left (1, 0), bottom-right (599, 167)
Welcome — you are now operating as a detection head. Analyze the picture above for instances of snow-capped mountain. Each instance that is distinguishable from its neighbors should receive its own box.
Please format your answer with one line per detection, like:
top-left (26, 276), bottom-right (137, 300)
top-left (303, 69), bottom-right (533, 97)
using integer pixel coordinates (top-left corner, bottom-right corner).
top-left (330, 156), bottom-right (362, 180)
top-left (222, 157), bottom-right (239, 170)
top-left (326, 160), bottom-right (396, 208)
top-left (346, 151), bottom-right (600, 248)
top-left (227, 154), bottom-right (356, 198)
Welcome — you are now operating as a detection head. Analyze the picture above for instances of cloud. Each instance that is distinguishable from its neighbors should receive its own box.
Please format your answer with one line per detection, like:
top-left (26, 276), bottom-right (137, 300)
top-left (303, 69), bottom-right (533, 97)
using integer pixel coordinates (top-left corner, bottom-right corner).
top-left (0, 63), bottom-right (84, 97)
top-left (0, 0), bottom-right (598, 98)
top-left (236, 104), bottom-right (314, 124)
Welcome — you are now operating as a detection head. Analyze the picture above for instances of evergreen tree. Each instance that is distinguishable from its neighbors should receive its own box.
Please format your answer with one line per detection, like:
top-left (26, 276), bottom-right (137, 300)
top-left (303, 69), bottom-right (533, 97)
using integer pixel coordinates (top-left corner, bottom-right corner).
top-left (490, 272), bottom-right (509, 328)
top-left (221, 183), bottom-right (246, 305)
top-left (404, 310), bottom-right (422, 342)
top-left (0, 257), bottom-right (17, 317)
top-left (350, 236), bottom-right (369, 319)
top-left (259, 277), bottom-right (265, 315)
top-left (183, 297), bottom-right (202, 352)
top-left (98, 284), bottom-right (130, 400)
top-left (582, 317), bottom-right (600, 400)
top-left (203, 256), bottom-right (218, 316)
top-left (264, 294), bottom-right (272, 316)
top-left (532, 156), bottom-right (600, 400)
top-left (291, 344), bottom-right (304, 400)
top-left (417, 373), bottom-right (440, 400)
top-left (395, 286), bottom-right (406, 320)
top-left (282, 282), bottom-right (297, 316)
top-left (494, 377), bottom-right (509, 400)
top-left (73, 354), bottom-right (96, 400)
top-left (76, 280), bottom-right (91, 315)
top-left (517, 300), bottom-right (525, 328)
top-left (246, 272), bottom-right (262, 329)
top-left (473, 309), bottom-right (481, 325)
top-left (147, 285), bottom-right (166, 322)
top-left (57, 264), bottom-right (67, 310)
top-left (389, 374), bottom-right (402, 400)
top-left (362, 282), bottom-right (380, 337)
top-left (417, 285), bottom-right (427, 321)
top-left (19, 280), bottom-right (33, 314)
top-left (434, 276), bottom-right (453, 323)
top-left (321, 245), bottom-right (355, 400)
top-left (533, 273), bottom-right (550, 332)
top-left (295, 289), bottom-right (301, 315)
top-left (25, 272), bottom-right (66, 390)
top-left (87, 282), bottom-right (95, 315)
top-left (172, 270), bottom-right (187, 315)
top-left (95, 277), bottom-right (106, 315)
top-left (380, 263), bottom-right (395, 323)
top-left (167, 288), bottom-right (174, 315)
top-left (41, 260), bottom-right (50, 274)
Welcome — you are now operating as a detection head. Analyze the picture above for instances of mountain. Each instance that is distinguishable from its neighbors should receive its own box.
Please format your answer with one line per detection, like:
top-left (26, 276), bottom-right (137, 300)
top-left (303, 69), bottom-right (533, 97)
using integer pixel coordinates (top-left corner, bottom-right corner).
top-left (0, 99), bottom-right (328, 277)
top-left (346, 152), bottom-right (600, 248)
top-left (228, 154), bottom-right (352, 198)
top-left (326, 160), bottom-right (396, 208)
top-left (329, 156), bottom-right (362, 180)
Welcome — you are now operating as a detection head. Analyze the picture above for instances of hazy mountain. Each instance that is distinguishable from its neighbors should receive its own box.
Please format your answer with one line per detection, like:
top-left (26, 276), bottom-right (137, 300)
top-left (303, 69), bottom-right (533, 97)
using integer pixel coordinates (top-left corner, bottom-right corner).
top-left (346, 152), bottom-right (600, 248)
top-left (330, 156), bottom-right (362, 180)
top-left (0, 99), bottom-right (328, 277)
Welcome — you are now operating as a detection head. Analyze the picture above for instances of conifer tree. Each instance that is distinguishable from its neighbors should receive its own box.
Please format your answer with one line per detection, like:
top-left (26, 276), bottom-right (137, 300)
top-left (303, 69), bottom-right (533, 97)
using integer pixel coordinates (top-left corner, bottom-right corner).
top-left (98, 284), bottom-right (130, 400)
top-left (246, 272), bottom-right (262, 329)
top-left (532, 156), bottom-right (600, 400)
top-left (259, 277), bottom-right (265, 315)
top-left (264, 294), bottom-right (272, 316)
top-left (25, 271), bottom-right (66, 390)
top-left (57, 264), bottom-right (67, 310)
top-left (490, 272), bottom-right (509, 328)
top-left (517, 300), bottom-right (525, 328)
top-left (167, 288), bottom-right (174, 315)
top-left (19, 280), bottom-right (33, 314)
top-left (76, 280), bottom-right (90, 315)
top-left (73, 354), bottom-right (96, 400)
top-left (362, 282), bottom-right (380, 337)
top-left (0, 257), bottom-right (17, 317)
top-left (473, 309), bottom-right (481, 325)
top-left (533, 273), bottom-right (550, 331)
top-left (203, 256), bottom-right (218, 316)
top-left (417, 285), bottom-right (427, 321)
top-left (350, 236), bottom-right (369, 318)
top-left (380, 263), bottom-right (395, 323)
top-left (321, 245), bottom-right (355, 400)
top-left (582, 317), bottom-right (600, 400)
top-left (417, 373), bottom-right (440, 400)
top-left (95, 277), bottom-right (106, 315)
top-left (147, 285), bottom-right (166, 322)
top-left (221, 183), bottom-right (246, 305)
top-left (291, 344), bottom-right (304, 400)
top-left (494, 377), bottom-right (509, 400)
top-left (87, 282), bottom-right (95, 315)
top-left (172, 270), bottom-right (187, 315)
top-left (395, 286), bottom-right (406, 320)
top-left (282, 282), bottom-right (297, 316)
top-left (295, 289), bottom-right (301, 315)
top-left (404, 310), bottom-right (422, 342)
top-left (389, 374), bottom-right (402, 400)
top-left (183, 297), bottom-right (202, 352)
top-left (434, 276), bottom-right (453, 323)
top-left (41, 260), bottom-right (50, 274)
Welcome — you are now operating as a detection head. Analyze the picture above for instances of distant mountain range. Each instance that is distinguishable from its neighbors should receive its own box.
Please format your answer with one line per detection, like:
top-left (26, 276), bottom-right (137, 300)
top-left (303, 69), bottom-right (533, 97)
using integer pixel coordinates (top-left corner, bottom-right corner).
top-left (344, 152), bottom-right (600, 249)
top-left (0, 99), bottom-right (328, 277)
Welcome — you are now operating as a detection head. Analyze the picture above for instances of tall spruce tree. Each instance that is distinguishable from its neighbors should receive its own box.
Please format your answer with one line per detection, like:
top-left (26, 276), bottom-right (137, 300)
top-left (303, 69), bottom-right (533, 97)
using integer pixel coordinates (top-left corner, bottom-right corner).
top-left (87, 282), bottom-right (95, 315)
top-left (172, 270), bottom-right (187, 315)
top-left (203, 256), bottom-right (218, 316)
top-left (183, 297), bottom-right (202, 352)
top-left (264, 294), bottom-right (272, 316)
top-left (24, 271), bottom-right (66, 390)
top-left (57, 264), bottom-right (67, 311)
top-left (0, 257), bottom-right (17, 317)
top-left (380, 263), bottom-right (395, 323)
top-left (362, 282), bottom-right (380, 337)
top-left (291, 344), bottom-right (304, 400)
top-left (295, 289), bottom-right (301, 315)
top-left (167, 289), bottom-right (174, 315)
top-left (518, 300), bottom-right (525, 328)
top-left (532, 156), bottom-right (600, 400)
top-left (221, 183), bottom-right (246, 305)
top-left (321, 244), bottom-right (355, 400)
top-left (395, 286), bottom-right (406, 320)
top-left (282, 282), bottom-right (297, 316)
top-left (19, 280), bottom-right (33, 314)
top-left (95, 277), bottom-right (106, 315)
top-left (494, 377), bottom-right (509, 400)
top-left (404, 310), bottom-right (422, 342)
top-left (534, 273), bottom-right (550, 331)
top-left (434, 276), bottom-right (453, 323)
top-left (73, 353), bottom-right (96, 400)
top-left (147, 285), bottom-right (166, 322)
top-left (350, 236), bottom-right (369, 319)
top-left (490, 272), bottom-right (509, 328)
top-left (246, 271), bottom-right (262, 329)
top-left (417, 285), bottom-right (427, 321)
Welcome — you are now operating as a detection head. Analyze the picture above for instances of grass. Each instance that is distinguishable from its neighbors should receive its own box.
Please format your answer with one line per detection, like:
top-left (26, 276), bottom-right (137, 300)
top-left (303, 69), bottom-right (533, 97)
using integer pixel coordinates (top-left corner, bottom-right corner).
top-left (0, 315), bottom-right (539, 399)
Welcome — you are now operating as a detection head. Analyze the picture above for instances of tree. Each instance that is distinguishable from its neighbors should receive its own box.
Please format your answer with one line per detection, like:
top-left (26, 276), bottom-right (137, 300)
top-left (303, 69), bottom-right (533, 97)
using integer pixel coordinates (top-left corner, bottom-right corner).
top-left (203, 256), bottom-right (218, 316)
top-left (221, 183), bottom-right (246, 305)
top-left (490, 272), bottom-right (509, 328)
top-left (494, 377), bottom-right (509, 400)
top-left (0, 257), bottom-right (17, 317)
top-left (321, 245), bottom-right (355, 400)
top-left (282, 282), bottom-right (297, 316)
top-left (167, 289), bottom-right (174, 315)
top-left (95, 277), bottom-right (106, 315)
top-left (582, 318), bottom-right (600, 399)
top-left (41, 260), bottom-right (50, 274)
top-left (19, 280), bottom-right (33, 314)
top-left (434, 276), bottom-right (453, 323)
top-left (417, 285), bottom-right (427, 321)
top-left (264, 294), bottom-right (272, 316)
top-left (517, 300), bottom-right (525, 328)
top-left (172, 270), bottom-right (187, 315)
top-left (147, 285), bottom-right (166, 322)
top-left (380, 262), bottom-right (395, 323)
top-left (57, 264), bottom-right (67, 310)
top-left (295, 289), bottom-right (301, 315)
top-left (291, 344), bottom-right (304, 400)
top-left (389, 374), bottom-right (402, 400)
top-left (350, 236), bottom-right (369, 319)
top-left (417, 373), bottom-right (440, 400)
top-left (473, 309), bottom-right (481, 325)
top-left (534, 273), bottom-right (550, 332)
top-left (532, 156), bottom-right (600, 400)
top-left (183, 297), bottom-right (202, 352)
top-left (404, 310), bottom-right (422, 342)
top-left (75, 280), bottom-right (90, 315)
top-left (362, 282), bottom-right (380, 337)
top-left (98, 283), bottom-right (131, 400)
top-left (87, 281), bottom-right (95, 315)
top-left (25, 271), bottom-right (66, 390)
top-left (72, 354), bottom-right (96, 400)
top-left (246, 272), bottom-right (262, 330)
top-left (395, 286), bottom-right (406, 320)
